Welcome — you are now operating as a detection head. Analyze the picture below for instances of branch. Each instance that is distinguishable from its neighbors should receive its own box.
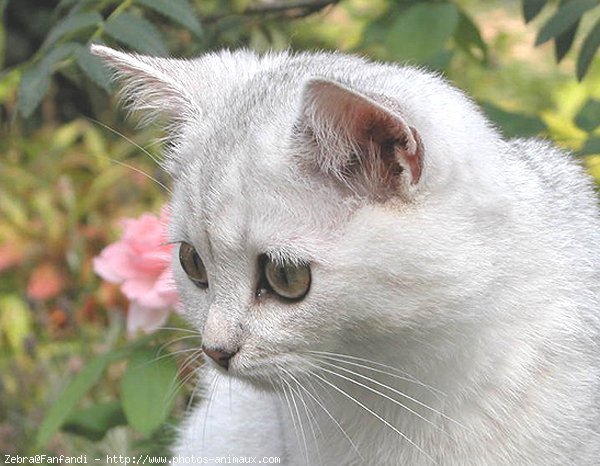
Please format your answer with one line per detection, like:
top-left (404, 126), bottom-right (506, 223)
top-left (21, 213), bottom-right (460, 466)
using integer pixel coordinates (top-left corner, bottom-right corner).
top-left (203, 0), bottom-right (339, 24)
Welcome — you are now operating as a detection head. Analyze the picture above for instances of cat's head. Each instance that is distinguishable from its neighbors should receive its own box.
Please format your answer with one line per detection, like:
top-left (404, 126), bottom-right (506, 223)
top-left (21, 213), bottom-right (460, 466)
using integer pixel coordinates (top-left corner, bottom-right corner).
top-left (93, 46), bottom-right (505, 386)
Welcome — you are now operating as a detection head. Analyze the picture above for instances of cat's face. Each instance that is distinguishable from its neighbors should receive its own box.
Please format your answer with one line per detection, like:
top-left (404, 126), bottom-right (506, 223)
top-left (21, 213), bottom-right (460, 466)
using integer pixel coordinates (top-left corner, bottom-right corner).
top-left (93, 46), bottom-right (503, 386)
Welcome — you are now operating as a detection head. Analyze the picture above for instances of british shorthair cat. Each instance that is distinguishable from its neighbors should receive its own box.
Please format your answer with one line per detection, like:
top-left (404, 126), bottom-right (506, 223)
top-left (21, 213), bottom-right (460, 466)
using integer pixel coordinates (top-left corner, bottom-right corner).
top-left (92, 44), bottom-right (600, 465)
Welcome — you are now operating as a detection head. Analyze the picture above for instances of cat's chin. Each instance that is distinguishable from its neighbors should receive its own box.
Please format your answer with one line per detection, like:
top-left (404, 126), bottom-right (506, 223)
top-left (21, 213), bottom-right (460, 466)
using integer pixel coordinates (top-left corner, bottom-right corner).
top-left (218, 352), bottom-right (311, 391)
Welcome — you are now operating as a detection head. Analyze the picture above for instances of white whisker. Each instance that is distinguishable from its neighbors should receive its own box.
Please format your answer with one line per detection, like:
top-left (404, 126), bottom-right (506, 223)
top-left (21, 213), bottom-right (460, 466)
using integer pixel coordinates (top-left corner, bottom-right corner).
top-left (202, 374), bottom-right (220, 451)
top-left (281, 374), bottom-right (310, 464)
top-left (156, 326), bottom-right (202, 335)
top-left (314, 357), bottom-right (463, 430)
top-left (186, 363), bottom-right (205, 411)
top-left (88, 117), bottom-right (164, 167)
top-left (86, 118), bottom-right (173, 194)
top-left (307, 350), bottom-right (445, 397)
top-left (319, 366), bottom-right (436, 433)
top-left (156, 335), bottom-right (202, 358)
top-left (298, 371), bottom-right (364, 461)
top-left (163, 348), bottom-right (204, 406)
top-left (310, 368), bottom-right (437, 464)
top-left (278, 375), bottom-right (305, 464)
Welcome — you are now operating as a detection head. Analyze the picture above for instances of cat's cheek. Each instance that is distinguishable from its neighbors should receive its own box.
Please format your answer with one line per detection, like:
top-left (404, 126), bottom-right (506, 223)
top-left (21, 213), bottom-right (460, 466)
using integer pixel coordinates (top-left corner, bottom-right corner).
top-left (171, 263), bottom-right (210, 331)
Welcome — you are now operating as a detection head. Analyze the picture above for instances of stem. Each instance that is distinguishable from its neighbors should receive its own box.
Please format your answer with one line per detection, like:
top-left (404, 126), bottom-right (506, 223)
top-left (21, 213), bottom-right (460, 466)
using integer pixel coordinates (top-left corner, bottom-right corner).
top-left (203, 0), bottom-right (339, 24)
top-left (89, 0), bottom-right (135, 42)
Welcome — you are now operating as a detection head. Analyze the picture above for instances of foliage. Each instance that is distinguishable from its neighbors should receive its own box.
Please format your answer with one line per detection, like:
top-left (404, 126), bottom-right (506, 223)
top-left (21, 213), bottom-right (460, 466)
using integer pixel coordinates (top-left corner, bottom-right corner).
top-left (1, 0), bottom-right (599, 458)
top-left (4, 0), bottom-right (600, 121)
top-left (524, 0), bottom-right (600, 80)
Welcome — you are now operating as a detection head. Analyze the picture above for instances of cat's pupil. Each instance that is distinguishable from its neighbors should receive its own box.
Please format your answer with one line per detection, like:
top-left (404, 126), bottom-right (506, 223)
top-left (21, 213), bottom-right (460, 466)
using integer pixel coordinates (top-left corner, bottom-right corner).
top-left (276, 267), bottom-right (289, 286)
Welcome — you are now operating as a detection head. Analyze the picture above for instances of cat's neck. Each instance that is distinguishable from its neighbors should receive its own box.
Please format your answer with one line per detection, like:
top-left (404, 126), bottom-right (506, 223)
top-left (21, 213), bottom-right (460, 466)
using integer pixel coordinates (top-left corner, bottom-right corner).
top-left (280, 319), bottom-right (583, 465)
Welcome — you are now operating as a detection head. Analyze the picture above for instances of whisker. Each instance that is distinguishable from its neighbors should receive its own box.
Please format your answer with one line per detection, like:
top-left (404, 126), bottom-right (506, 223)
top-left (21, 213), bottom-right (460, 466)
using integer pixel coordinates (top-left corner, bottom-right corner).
top-left (150, 346), bottom-right (202, 366)
top-left (310, 367), bottom-right (437, 464)
top-left (185, 361), bottom-right (207, 412)
top-left (290, 371), bottom-right (325, 439)
top-left (155, 334), bottom-right (202, 357)
top-left (294, 370), bottom-right (364, 462)
top-left (85, 118), bottom-right (173, 195)
top-left (307, 350), bottom-right (446, 397)
top-left (87, 117), bottom-right (164, 167)
top-left (278, 375), bottom-right (304, 464)
top-left (281, 374), bottom-right (310, 464)
top-left (156, 326), bottom-right (202, 335)
top-left (286, 371), bottom-right (326, 465)
top-left (308, 351), bottom-right (445, 399)
top-left (202, 374), bottom-right (220, 451)
top-left (163, 349), bottom-right (205, 406)
top-left (315, 359), bottom-right (452, 433)
top-left (99, 155), bottom-right (173, 194)
top-left (312, 356), bottom-right (460, 428)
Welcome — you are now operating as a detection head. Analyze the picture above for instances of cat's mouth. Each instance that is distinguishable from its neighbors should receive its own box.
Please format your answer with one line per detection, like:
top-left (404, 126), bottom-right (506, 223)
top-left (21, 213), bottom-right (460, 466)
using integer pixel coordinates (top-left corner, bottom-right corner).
top-left (211, 351), bottom-right (312, 389)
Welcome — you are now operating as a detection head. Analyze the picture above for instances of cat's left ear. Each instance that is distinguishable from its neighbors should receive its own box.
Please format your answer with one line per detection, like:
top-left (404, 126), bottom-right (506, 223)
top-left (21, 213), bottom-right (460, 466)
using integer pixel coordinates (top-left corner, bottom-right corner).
top-left (90, 44), bottom-right (197, 123)
top-left (296, 79), bottom-right (423, 198)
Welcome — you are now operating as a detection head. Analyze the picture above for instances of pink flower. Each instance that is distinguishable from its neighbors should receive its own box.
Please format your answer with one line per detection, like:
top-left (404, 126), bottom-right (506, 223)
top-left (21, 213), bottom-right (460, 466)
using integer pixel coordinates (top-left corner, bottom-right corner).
top-left (93, 208), bottom-right (179, 336)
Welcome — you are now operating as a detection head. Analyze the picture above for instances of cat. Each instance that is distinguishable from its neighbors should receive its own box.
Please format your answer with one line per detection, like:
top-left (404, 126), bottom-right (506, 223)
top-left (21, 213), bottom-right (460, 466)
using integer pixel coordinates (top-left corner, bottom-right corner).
top-left (92, 44), bottom-right (600, 465)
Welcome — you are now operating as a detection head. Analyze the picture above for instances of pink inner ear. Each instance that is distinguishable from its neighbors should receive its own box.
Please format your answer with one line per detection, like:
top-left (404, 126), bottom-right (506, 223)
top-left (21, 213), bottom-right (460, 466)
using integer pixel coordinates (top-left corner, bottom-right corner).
top-left (302, 78), bottom-right (424, 189)
top-left (351, 103), bottom-right (423, 185)
top-left (405, 127), bottom-right (424, 185)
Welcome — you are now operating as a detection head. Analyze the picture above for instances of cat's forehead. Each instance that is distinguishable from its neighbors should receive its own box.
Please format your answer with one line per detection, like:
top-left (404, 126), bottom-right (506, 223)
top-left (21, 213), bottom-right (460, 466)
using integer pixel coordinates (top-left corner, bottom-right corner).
top-left (171, 110), bottom-right (352, 257)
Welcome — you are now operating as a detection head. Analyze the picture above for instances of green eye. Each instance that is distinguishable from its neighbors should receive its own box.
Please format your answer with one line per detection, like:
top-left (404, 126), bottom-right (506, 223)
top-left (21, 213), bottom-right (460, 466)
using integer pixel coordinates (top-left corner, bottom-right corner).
top-left (264, 258), bottom-right (311, 301)
top-left (179, 242), bottom-right (208, 289)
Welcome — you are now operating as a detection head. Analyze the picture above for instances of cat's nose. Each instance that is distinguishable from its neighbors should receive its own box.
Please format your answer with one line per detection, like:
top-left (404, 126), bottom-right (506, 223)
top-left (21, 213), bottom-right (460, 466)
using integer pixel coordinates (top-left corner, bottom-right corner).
top-left (202, 345), bottom-right (236, 370)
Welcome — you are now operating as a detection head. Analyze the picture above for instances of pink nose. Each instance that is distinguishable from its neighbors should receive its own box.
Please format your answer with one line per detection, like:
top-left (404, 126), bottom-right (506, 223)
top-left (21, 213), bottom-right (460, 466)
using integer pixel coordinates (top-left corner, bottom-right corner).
top-left (202, 345), bottom-right (236, 369)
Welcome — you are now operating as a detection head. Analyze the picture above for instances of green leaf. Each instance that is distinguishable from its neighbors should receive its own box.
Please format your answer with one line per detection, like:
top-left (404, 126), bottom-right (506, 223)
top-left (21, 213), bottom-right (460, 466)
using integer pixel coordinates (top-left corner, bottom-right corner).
top-left (121, 348), bottom-right (178, 437)
top-left (554, 0), bottom-right (580, 62)
top-left (35, 335), bottom-right (153, 447)
top-left (41, 12), bottom-right (103, 51)
top-left (424, 49), bottom-right (454, 71)
top-left (579, 137), bottom-right (600, 156)
top-left (554, 19), bottom-right (580, 62)
top-left (136, 0), bottom-right (202, 37)
top-left (36, 352), bottom-right (117, 447)
top-left (384, 3), bottom-right (459, 62)
top-left (56, 0), bottom-right (81, 10)
top-left (454, 9), bottom-right (488, 63)
top-left (523, 0), bottom-right (548, 23)
top-left (17, 64), bottom-right (52, 118)
top-left (482, 103), bottom-right (546, 138)
top-left (40, 41), bottom-right (81, 67)
top-left (536, 0), bottom-right (598, 46)
top-left (63, 0), bottom-right (112, 15)
top-left (75, 47), bottom-right (112, 91)
top-left (577, 18), bottom-right (600, 81)
top-left (63, 401), bottom-right (126, 441)
top-left (575, 99), bottom-right (600, 132)
top-left (104, 12), bottom-right (168, 55)
top-left (17, 41), bottom-right (83, 116)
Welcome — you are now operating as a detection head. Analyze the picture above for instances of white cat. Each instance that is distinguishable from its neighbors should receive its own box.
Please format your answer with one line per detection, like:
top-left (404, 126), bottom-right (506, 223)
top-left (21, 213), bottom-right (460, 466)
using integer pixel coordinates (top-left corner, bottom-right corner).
top-left (92, 45), bottom-right (600, 465)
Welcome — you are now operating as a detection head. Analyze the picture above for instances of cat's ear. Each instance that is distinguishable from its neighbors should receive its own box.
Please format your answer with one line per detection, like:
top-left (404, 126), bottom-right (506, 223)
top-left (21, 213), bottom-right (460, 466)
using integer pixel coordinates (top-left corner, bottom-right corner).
top-left (90, 44), bottom-right (197, 123)
top-left (297, 78), bottom-right (423, 198)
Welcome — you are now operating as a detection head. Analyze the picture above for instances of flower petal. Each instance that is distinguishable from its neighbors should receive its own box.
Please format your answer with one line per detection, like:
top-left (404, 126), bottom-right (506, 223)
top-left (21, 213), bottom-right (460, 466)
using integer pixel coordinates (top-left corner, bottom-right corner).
top-left (93, 243), bottom-right (131, 283)
top-left (127, 301), bottom-right (170, 337)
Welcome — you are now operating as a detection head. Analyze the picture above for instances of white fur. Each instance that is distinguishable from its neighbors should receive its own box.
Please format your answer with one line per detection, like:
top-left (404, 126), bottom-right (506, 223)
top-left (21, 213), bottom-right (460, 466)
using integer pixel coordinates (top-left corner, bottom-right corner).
top-left (93, 45), bottom-right (600, 465)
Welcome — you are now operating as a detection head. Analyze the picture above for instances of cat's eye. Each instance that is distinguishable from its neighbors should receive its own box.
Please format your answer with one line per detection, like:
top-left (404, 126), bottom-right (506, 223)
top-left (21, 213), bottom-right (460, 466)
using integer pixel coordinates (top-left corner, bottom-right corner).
top-left (179, 242), bottom-right (208, 289)
top-left (264, 258), bottom-right (311, 301)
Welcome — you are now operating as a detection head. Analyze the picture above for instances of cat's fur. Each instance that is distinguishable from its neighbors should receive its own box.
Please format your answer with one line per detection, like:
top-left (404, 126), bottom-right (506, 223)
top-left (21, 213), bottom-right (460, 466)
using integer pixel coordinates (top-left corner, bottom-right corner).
top-left (92, 45), bottom-right (600, 465)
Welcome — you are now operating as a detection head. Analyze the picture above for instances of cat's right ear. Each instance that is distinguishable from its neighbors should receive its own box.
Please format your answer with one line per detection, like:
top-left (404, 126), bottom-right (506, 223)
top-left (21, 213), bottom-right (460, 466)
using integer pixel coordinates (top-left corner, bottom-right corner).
top-left (295, 78), bottom-right (424, 200)
top-left (90, 44), bottom-right (198, 123)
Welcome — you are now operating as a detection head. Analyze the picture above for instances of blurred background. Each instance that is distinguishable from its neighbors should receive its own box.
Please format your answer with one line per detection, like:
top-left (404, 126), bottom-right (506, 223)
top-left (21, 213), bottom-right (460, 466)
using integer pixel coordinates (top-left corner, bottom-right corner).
top-left (1, 0), bottom-right (600, 459)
